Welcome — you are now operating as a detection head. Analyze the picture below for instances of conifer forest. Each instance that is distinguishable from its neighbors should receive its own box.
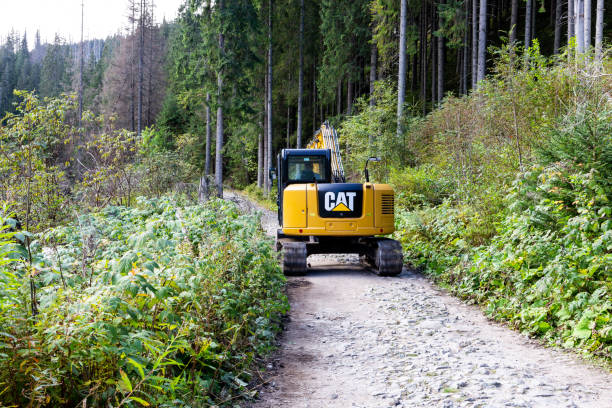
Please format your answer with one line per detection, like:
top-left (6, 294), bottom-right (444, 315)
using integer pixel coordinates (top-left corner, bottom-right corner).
top-left (0, 0), bottom-right (611, 406)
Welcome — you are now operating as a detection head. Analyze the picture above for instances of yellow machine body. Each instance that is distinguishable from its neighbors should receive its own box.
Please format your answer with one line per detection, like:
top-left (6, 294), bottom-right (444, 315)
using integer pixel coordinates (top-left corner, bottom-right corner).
top-left (281, 182), bottom-right (395, 237)
top-left (275, 122), bottom-right (403, 276)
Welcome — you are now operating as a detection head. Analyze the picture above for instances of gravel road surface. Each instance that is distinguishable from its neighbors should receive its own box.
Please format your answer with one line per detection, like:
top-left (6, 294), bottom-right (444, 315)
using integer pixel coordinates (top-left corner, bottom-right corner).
top-left (225, 191), bottom-right (612, 408)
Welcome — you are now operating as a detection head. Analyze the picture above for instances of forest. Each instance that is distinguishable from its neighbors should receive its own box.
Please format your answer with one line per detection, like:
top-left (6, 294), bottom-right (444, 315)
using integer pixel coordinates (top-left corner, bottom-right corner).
top-left (0, 0), bottom-right (611, 406)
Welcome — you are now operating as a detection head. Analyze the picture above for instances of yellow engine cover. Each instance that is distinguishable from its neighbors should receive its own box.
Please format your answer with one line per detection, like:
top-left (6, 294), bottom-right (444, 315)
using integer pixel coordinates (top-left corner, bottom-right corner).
top-left (282, 183), bottom-right (395, 237)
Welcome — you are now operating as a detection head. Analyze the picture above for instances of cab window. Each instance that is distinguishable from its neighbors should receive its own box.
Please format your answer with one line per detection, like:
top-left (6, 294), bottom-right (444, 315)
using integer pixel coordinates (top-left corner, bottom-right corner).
top-left (288, 155), bottom-right (327, 182)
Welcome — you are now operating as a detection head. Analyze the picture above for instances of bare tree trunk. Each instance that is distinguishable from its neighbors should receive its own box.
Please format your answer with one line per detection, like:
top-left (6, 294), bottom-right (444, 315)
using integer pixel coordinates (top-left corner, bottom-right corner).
top-left (263, 75), bottom-right (268, 192)
top-left (369, 38), bottom-right (377, 107)
top-left (138, 0), bottom-right (145, 137)
top-left (78, 0), bottom-right (83, 127)
top-left (397, 0), bottom-right (407, 136)
top-left (286, 102), bottom-right (290, 148)
top-left (411, 50), bottom-right (418, 93)
top-left (576, 0), bottom-right (585, 53)
top-left (199, 93), bottom-right (212, 202)
top-left (584, 0), bottom-right (591, 50)
top-left (266, 0), bottom-right (273, 196)
top-left (462, 0), bottom-right (469, 94)
top-left (525, 0), bottom-right (533, 47)
top-left (477, 0), bottom-right (487, 83)
top-left (130, 2), bottom-right (136, 132)
top-left (336, 78), bottom-right (342, 115)
top-left (595, 0), bottom-right (604, 60)
top-left (215, 0), bottom-right (225, 199)
top-left (554, 0), bottom-right (562, 53)
top-left (431, 19), bottom-right (437, 104)
top-left (472, 0), bottom-right (478, 88)
top-left (312, 58), bottom-right (317, 131)
top-left (296, 0), bottom-right (304, 148)
top-left (346, 79), bottom-right (353, 115)
top-left (370, 38), bottom-right (377, 145)
top-left (510, 0), bottom-right (518, 43)
top-left (257, 127), bottom-right (263, 188)
top-left (147, 1), bottom-right (154, 126)
top-left (437, 1), bottom-right (445, 104)
top-left (568, 0), bottom-right (575, 44)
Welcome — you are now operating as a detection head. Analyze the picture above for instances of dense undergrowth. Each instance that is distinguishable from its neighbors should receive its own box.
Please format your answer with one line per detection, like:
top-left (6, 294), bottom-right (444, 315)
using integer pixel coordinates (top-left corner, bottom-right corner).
top-left (339, 46), bottom-right (612, 359)
top-left (0, 197), bottom-right (287, 406)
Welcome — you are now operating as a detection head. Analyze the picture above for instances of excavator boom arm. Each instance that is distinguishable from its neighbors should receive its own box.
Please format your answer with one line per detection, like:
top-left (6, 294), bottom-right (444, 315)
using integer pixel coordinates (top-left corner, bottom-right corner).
top-left (307, 121), bottom-right (345, 183)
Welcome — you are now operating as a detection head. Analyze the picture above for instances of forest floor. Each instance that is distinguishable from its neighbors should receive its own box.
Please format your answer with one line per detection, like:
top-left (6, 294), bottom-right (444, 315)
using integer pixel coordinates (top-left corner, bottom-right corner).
top-left (224, 191), bottom-right (612, 408)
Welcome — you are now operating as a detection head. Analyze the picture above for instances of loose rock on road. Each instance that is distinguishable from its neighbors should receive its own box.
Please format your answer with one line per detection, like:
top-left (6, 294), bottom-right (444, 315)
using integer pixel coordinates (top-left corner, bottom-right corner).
top-left (225, 191), bottom-right (612, 408)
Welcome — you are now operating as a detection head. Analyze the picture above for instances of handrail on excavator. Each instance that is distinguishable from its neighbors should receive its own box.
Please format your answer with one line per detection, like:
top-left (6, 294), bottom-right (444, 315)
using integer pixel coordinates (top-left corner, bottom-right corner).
top-left (307, 121), bottom-right (345, 183)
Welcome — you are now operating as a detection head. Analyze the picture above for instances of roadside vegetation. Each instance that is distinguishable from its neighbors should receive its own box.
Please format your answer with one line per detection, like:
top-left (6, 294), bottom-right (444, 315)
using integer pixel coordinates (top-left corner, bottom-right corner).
top-left (0, 92), bottom-right (287, 406)
top-left (339, 46), bottom-right (612, 359)
top-left (0, 197), bottom-right (287, 406)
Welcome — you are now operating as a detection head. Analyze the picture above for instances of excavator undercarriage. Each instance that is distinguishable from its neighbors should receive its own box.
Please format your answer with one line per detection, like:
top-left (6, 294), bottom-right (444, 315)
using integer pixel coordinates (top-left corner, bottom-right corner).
top-left (277, 234), bottom-right (404, 276)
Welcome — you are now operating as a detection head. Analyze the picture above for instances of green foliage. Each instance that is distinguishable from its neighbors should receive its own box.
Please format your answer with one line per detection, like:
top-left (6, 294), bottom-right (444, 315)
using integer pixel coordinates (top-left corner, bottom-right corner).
top-left (0, 196), bottom-right (288, 406)
top-left (389, 165), bottom-right (455, 209)
top-left (339, 80), bottom-right (421, 180)
top-left (242, 184), bottom-right (277, 211)
top-left (395, 102), bottom-right (612, 359)
top-left (0, 90), bottom-right (74, 230)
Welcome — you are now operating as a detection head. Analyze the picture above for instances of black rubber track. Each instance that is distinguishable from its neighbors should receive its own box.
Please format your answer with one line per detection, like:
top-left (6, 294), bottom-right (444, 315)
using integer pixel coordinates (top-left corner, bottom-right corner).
top-left (373, 239), bottom-right (403, 276)
top-left (282, 241), bottom-right (307, 276)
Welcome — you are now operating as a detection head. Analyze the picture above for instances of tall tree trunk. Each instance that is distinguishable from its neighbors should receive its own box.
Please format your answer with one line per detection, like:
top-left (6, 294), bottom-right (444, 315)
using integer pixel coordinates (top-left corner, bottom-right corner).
top-left (421, 4), bottom-right (428, 115)
top-left (266, 0), bottom-right (273, 196)
top-left (584, 0), bottom-right (591, 49)
top-left (147, 1), bottom-right (154, 126)
top-left (200, 93), bottom-right (212, 201)
top-left (568, 0), bottom-right (575, 44)
top-left (531, 0), bottom-right (536, 44)
top-left (336, 78), bottom-right (342, 115)
top-left (595, 0), bottom-right (604, 60)
top-left (369, 39), bottom-right (377, 106)
top-left (397, 0), bottom-right (407, 136)
top-left (462, 0), bottom-right (469, 94)
top-left (510, 0), bottom-right (518, 43)
top-left (257, 128), bottom-right (263, 188)
top-left (431, 18), bottom-right (437, 105)
top-left (477, 0), bottom-right (487, 83)
top-left (138, 0), bottom-right (145, 137)
top-left (346, 79), bottom-right (353, 115)
top-left (437, 1), bottom-right (445, 104)
top-left (215, 0), bottom-right (225, 199)
top-left (296, 0), bottom-right (304, 148)
top-left (575, 0), bottom-right (585, 53)
top-left (78, 0), bottom-right (83, 128)
top-left (472, 0), bottom-right (478, 88)
top-left (263, 74), bottom-right (268, 192)
top-left (130, 2), bottom-right (136, 132)
top-left (312, 58), bottom-right (317, 131)
top-left (286, 102), bottom-right (290, 148)
top-left (525, 0), bottom-right (533, 47)
top-left (554, 0), bottom-right (562, 53)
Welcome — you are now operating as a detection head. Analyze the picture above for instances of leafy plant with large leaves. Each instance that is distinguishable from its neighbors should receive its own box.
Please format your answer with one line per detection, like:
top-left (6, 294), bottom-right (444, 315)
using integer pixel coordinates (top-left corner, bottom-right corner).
top-left (0, 197), bottom-right (288, 406)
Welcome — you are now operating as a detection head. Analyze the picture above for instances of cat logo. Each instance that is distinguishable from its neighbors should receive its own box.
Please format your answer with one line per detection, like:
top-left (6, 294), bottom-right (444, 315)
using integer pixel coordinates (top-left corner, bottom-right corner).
top-left (324, 191), bottom-right (357, 212)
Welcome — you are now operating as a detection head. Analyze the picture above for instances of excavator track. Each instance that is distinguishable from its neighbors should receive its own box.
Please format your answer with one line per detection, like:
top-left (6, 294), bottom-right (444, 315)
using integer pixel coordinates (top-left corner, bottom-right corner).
top-left (364, 238), bottom-right (403, 276)
top-left (281, 241), bottom-right (307, 276)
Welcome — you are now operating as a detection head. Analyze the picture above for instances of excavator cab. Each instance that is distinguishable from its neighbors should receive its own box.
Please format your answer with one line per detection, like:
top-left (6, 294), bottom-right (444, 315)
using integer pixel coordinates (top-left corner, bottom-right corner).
top-left (275, 122), bottom-right (403, 277)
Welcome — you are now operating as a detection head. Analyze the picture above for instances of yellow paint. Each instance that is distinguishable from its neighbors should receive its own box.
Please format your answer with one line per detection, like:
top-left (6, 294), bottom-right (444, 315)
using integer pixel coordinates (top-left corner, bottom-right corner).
top-left (332, 203), bottom-right (351, 211)
top-left (282, 182), bottom-right (395, 237)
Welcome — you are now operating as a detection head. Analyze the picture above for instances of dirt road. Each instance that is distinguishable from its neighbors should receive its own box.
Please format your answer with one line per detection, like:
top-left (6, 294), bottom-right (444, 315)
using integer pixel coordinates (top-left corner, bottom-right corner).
top-left (225, 191), bottom-right (612, 408)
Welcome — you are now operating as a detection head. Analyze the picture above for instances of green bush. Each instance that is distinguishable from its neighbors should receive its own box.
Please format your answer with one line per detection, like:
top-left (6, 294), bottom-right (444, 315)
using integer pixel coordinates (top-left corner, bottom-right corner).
top-left (396, 107), bottom-right (612, 358)
top-left (0, 197), bottom-right (288, 406)
top-left (389, 165), bottom-right (455, 209)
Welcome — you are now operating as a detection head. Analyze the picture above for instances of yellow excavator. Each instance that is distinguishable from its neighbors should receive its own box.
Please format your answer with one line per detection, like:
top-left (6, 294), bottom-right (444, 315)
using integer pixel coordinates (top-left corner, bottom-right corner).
top-left (273, 121), bottom-right (403, 276)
